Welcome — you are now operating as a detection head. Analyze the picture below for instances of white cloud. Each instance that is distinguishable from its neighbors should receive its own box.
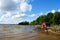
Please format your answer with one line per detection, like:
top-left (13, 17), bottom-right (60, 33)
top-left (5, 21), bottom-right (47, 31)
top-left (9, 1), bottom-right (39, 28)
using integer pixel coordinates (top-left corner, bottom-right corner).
top-left (0, 0), bottom-right (32, 24)
top-left (5, 12), bottom-right (11, 16)
top-left (0, 0), bottom-right (32, 12)
top-left (0, 11), bottom-right (11, 21)
top-left (13, 0), bottom-right (19, 3)
top-left (51, 10), bottom-right (55, 13)
top-left (39, 12), bottom-right (43, 16)
top-left (29, 14), bottom-right (36, 17)
top-left (58, 9), bottom-right (60, 12)
top-left (0, 0), bottom-right (17, 11)
top-left (45, 10), bottom-right (56, 15)
top-left (0, 9), bottom-right (1, 12)
top-left (20, 2), bottom-right (32, 12)
top-left (11, 13), bottom-right (26, 20)
top-left (28, 12), bottom-right (43, 18)
top-left (0, 0), bottom-right (2, 7)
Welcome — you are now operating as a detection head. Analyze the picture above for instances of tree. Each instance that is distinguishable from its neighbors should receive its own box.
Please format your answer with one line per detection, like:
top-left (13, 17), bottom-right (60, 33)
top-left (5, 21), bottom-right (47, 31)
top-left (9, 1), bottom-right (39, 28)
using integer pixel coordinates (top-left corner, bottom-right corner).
top-left (53, 12), bottom-right (60, 25)
top-left (30, 20), bottom-right (38, 25)
top-left (30, 15), bottom-right (46, 25)
top-left (18, 21), bottom-right (29, 25)
top-left (45, 12), bottom-right (54, 24)
top-left (30, 11), bottom-right (60, 25)
top-left (36, 15), bottom-right (46, 24)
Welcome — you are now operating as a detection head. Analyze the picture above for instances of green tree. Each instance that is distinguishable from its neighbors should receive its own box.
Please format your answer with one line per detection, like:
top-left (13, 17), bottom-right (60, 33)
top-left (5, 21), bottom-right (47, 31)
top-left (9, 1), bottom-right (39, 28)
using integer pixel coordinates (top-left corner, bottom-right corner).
top-left (30, 11), bottom-right (60, 25)
top-left (53, 12), bottom-right (60, 25)
top-left (36, 15), bottom-right (46, 24)
top-left (45, 12), bottom-right (54, 24)
top-left (18, 21), bottom-right (29, 25)
top-left (30, 15), bottom-right (46, 25)
top-left (30, 20), bottom-right (38, 25)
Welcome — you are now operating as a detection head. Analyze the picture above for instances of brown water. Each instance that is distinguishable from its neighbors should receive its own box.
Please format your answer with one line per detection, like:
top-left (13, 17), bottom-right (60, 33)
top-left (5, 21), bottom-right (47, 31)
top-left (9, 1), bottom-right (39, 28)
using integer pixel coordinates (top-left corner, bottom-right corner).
top-left (0, 25), bottom-right (60, 40)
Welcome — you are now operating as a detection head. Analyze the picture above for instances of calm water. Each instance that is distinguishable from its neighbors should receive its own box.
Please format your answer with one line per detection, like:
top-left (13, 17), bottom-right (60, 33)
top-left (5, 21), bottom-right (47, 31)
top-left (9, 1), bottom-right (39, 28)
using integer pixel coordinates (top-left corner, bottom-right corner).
top-left (0, 25), bottom-right (60, 40)
top-left (0, 25), bottom-right (36, 35)
top-left (0, 25), bottom-right (37, 40)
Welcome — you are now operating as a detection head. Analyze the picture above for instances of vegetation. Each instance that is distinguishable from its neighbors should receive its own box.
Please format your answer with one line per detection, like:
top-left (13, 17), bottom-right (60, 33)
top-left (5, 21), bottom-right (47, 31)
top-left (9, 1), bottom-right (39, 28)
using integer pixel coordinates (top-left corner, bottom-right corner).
top-left (18, 11), bottom-right (60, 25)
top-left (30, 12), bottom-right (60, 25)
top-left (18, 21), bottom-right (29, 25)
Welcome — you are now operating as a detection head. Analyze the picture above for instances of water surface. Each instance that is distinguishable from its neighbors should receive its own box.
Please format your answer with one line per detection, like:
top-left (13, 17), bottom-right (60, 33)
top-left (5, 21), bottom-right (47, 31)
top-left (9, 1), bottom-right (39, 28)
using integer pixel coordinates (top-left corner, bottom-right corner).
top-left (0, 25), bottom-right (60, 40)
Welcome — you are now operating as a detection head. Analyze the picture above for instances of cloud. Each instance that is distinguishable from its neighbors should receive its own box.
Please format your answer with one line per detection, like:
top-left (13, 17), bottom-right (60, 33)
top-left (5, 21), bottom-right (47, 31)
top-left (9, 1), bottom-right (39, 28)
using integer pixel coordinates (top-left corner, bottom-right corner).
top-left (0, 0), bottom-right (32, 12)
top-left (20, 2), bottom-right (32, 12)
top-left (0, 12), bottom-right (11, 21)
top-left (58, 9), bottom-right (60, 12)
top-left (28, 12), bottom-right (43, 18)
top-left (51, 10), bottom-right (55, 13)
top-left (0, 0), bottom-right (2, 7)
top-left (29, 14), bottom-right (36, 17)
top-left (0, 0), bottom-right (17, 11)
top-left (12, 13), bottom-right (26, 20)
top-left (39, 12), bottom-right (43, 16)
top-left (45, 10), bottom-right (56, 15)
top-left (13, 0), bottom-right (19, 3)
top-left (0, 0), bottom-right (32, 24)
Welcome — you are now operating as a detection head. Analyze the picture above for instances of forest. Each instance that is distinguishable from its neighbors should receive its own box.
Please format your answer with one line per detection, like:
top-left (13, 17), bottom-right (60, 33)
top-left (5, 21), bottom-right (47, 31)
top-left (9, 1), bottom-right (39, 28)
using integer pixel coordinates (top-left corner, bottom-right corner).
top-left (18, 11), bottom-right (60, 26)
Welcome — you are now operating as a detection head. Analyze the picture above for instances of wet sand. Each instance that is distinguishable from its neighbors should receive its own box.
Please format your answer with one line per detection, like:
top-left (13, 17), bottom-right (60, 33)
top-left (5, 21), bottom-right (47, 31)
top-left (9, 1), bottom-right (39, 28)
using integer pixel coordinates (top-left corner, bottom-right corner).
top-left (1, 32), bottom-right (60, 40)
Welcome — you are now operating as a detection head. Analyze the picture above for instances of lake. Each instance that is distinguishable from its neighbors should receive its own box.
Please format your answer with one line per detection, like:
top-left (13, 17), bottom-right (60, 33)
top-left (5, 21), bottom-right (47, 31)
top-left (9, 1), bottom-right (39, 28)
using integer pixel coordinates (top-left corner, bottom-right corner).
top-left (0, 25), bottom-right (60, 40)
top-left (0, 25), bottom-right (37, 40)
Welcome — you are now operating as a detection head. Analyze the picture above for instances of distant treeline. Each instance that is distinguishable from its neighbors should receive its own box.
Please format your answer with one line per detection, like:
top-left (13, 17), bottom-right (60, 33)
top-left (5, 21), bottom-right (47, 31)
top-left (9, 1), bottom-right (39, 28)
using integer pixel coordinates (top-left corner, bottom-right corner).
top-left (18, 12), bottom-right (60, 25)
top-left (18, 21), bottom-right (29, 25)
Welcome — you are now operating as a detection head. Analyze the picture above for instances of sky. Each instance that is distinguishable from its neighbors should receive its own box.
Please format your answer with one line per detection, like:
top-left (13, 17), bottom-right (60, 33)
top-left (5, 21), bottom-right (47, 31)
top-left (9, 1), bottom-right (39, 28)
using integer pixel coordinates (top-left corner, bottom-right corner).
top-left (0, 0), bottom-right (60, 24)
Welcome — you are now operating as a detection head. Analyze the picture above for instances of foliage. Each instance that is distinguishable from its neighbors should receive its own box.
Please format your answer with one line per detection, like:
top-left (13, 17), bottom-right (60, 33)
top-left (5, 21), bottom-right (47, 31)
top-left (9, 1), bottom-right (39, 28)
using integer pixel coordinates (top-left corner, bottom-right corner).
top-left (53, 12), bottom-right (60, 25)
top-left (36, 15), bottom-right (46, 25)
top-left (18, 12), bottom-right (60, 25)
top-left (30, 12), bottom-right (60, 25)
top-left (18, 21), bottom-right (29, 25)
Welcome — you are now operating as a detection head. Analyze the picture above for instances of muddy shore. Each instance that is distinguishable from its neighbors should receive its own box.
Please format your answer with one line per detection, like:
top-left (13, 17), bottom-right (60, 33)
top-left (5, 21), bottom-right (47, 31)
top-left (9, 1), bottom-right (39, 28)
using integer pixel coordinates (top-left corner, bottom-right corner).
top-left (0, 31), bottom-right (60, 40)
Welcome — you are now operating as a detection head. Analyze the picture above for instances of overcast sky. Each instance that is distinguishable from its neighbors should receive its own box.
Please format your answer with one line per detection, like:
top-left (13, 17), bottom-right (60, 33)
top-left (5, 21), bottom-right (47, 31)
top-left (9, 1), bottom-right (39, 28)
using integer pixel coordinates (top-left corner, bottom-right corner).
top-left (0, 0), bottom-right (60, 24)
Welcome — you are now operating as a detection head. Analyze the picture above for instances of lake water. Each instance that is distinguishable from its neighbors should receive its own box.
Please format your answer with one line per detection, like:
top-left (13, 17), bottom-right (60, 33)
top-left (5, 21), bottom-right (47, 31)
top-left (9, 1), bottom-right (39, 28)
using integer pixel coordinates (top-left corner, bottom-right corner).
top-left (0, 25), bottom-right (60, 40)
top-left (0, 25), bottom-right (37, 40)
